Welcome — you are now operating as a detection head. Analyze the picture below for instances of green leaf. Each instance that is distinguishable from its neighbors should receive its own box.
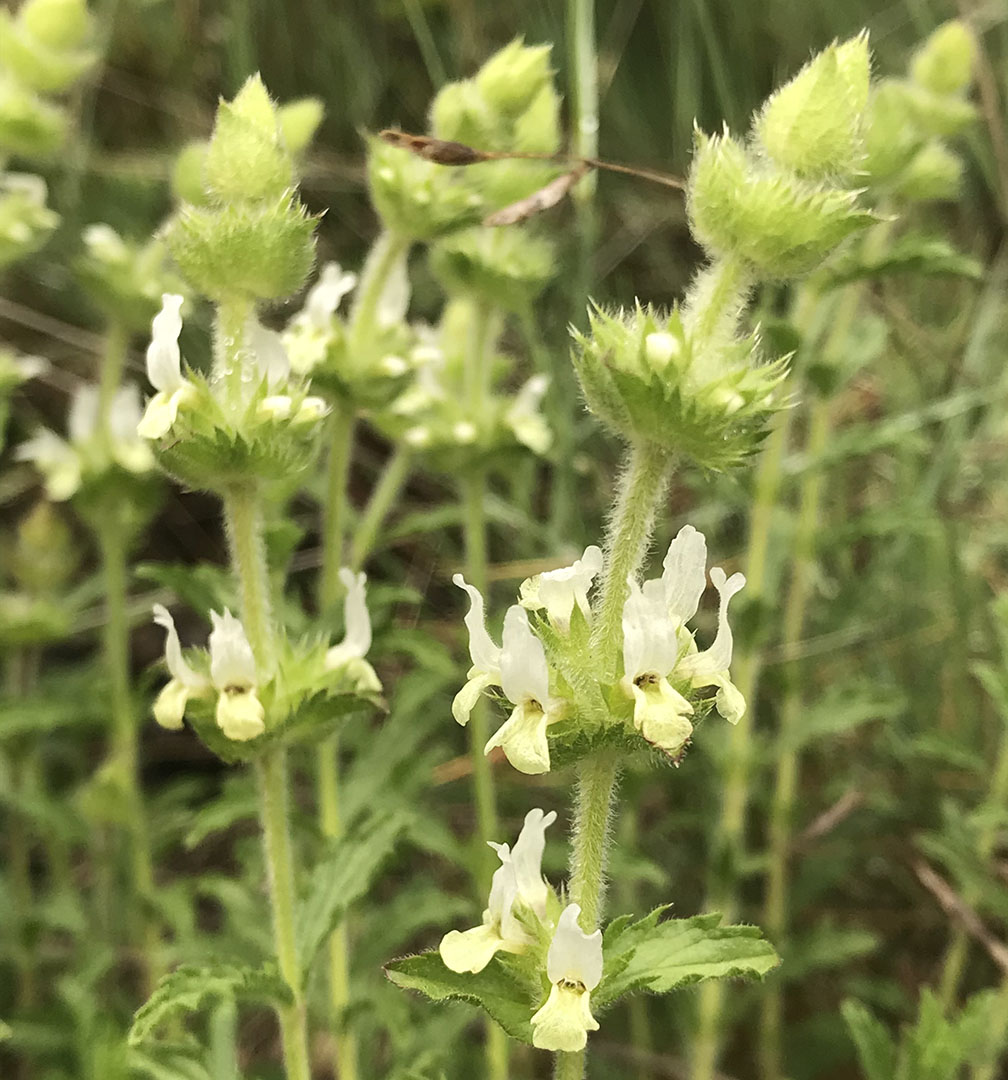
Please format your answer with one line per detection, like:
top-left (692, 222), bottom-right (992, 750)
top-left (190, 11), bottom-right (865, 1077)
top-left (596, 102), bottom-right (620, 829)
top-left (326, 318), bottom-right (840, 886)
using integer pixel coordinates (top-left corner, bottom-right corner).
top-left (778, 683), bottom-right (905, 753)
top-left (0, 1019), bottom-right (11, 1042)
top-left (823, 233), bottom-right (983, 286)
top-left (841, 1000), bottom-right (897, 1080)
top-left (296, 810), bottom-right (409, 978)
top-left (385, 952), bottom-right (537, 1044)
top-left (595, 910), bottom-right (780, 1008)
top-left (779, 926), bottom-right (879, 982)
top-left (128, 963), bottom-right (291, 1046)
top-left (128, 1048), bottom-right (212, 1080)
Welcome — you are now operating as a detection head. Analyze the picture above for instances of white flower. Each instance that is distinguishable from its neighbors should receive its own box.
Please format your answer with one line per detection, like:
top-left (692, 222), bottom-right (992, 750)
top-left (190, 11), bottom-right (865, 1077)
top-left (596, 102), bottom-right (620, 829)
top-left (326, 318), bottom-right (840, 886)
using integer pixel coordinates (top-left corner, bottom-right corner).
top-left (247, 320), bottom-right (290, 388)
top-left (325, 568), bottom-right (381, 693)
top-left (620, 525), bottom-right (747, 756)
top-left (138, 293), bottom-right (194, 439)
top-left (621, 577), bottom-right (695, 758)
top-left (530, 904), bottom-right (603, 1052)
top-left (505, 374), bottom-right (552, 455)
top-left (677, 566), bottom-right (747, 724)
top-left (519, 545), bottom-right (603, 631)
top-left (151, 604), bottom-right (210, 730)
top-left (452, 576), bottom-right (563, 775)
top-left (305, 262), bottom-right (357, 328)
top-left (208, 610), bottom-right (265, 741)
top-left (439, 808), bottom-right (556, 973)
top-left (107, 385), bottom-right (155, 473)
top-left (16, 429), bottom-right (81, 501)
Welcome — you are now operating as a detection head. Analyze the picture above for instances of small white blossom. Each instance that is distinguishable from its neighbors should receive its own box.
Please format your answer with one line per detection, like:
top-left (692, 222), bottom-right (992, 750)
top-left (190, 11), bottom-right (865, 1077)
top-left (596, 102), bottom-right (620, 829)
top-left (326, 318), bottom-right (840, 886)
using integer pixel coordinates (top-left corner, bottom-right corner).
top-left (530, 904), bottom-right (603, 1052)
top-left (620, 525), bottom-right (747, 756)
top-left (519, 545), bottom-right (603, 631)
top-left (247, 320), bottom-right (290, 388)
top-left (439, 808), bottom-right (556, 973)
top-left (505, 374), bottom-right (552, 455)
top-left (208, 610), bottom-right (265, 741)
top-left (151, 604), bottom-right (210, 730)
top-left (138, 293), bottom-right (194, 439)
top-left (17, 429), bottom-right (81, 501)
top-left (305, 262), bottom-right (357, 328)
top-left (293, 396), bottom-right (328, 424)
top-left (325, 568), bottom-right (381, 693)
top-left (453, 576), bottom-right (563, 775)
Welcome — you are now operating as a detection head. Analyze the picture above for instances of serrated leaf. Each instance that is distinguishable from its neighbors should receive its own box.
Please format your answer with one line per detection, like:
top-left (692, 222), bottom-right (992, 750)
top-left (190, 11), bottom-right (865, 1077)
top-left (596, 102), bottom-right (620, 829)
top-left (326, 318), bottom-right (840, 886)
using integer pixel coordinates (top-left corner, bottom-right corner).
top-left (596, 910), bottom-right (780, 1008)
top-left (128, 1048), bottom-right (212, 1080)
top-left (296, 810), bottom-right (409, 978)
top-left (841, 1000), bottom-right (897, 1080)
top-left (385, 952), bottom-right (537, 1044)
top-left (128, 964), bottom-right (291, 1046)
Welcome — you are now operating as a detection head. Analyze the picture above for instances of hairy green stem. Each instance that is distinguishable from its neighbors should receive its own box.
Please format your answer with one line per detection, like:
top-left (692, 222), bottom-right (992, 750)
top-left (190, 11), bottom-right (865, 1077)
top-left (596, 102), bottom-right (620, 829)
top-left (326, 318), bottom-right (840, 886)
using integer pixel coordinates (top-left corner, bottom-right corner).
top-left (349, 445), bottom-right (412, 572)
top-left (591, 441), bottom-right (671, 660)
top-left (256, 750), bottom-right (312, 1080)
top-left (758, 394), bottom-right (831, 1080)
top-left (223, 482), bottom-right (310, 1080)
top-left (682, 256), bottom-right (752, 367)
top-left (557, 442), bottom-right (672, 1079)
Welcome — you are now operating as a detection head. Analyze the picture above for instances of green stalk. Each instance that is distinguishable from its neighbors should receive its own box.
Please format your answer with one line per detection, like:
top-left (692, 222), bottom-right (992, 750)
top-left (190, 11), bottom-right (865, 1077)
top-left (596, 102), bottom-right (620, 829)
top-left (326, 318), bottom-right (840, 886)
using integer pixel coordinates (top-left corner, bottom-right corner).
top-left (591, 442), bottom-right (671, 659)
top-left (223, 482), bottom-right (310, 1080)
top-left (456, 297), bottom-right (507, 1080)
top-left (92, 317), bottom-right (160, 991)
top-left (556, 441), bottom-right (671, 1080)
top-left (255, 750), bottom-right (312, 1080)
top-left (939, 704), bottom-right (1008, 1007)
top-left (552, 0), bottom-right (599, 538)
top-left (758, 394), bottom-right (831, 1080)
top-left (692, 277), bottom-right (863, 1080)
top-left (314, 228), bottom-right (412, 1080)
top-left (348, 445), bottom-right (412, 572)
top-left (348, 230), bottom-right (409, 346)
top-left (691, 409), bottom-right (790, 1080)
top-left (320, 402), bottom-right (355, 611)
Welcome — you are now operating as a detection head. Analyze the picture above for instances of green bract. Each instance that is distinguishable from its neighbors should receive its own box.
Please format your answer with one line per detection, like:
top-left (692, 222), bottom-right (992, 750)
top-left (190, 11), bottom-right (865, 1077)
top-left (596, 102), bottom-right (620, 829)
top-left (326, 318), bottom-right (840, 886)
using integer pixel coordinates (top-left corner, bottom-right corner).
top-left (147, 371), bottom-right (324, 491)
top-left (756, 33), bottom-right (870, 178)
top-left (571, 303), bottom-right (787, 471)
top-left (0, 77), bottom-right (66, 157)
top-left (430, 225), bottom-right (556, 313)
top-left (369, 39), bottom-right (562, 240)
top-left (164, 194), bottom-right (316, 302)
top-left (910, 20), bottom-right (975, 96)
top-left (0, 0), bottom-right (97, 94)
top-left (688, 129), bottom-right (874, 277)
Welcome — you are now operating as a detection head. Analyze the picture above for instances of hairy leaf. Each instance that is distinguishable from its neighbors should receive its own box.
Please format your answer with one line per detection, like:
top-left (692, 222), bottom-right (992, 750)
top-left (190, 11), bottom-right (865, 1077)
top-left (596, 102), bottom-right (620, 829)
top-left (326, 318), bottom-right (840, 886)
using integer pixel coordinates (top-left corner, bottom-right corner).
top-left (296, 811), bottom-right (410, 978)
top-left (128, 964), bottom-right (291, 1046)
top-left (596, 910), bottom-right (780, 1007)
top-left (385, 952), bottom-right (537, 1044)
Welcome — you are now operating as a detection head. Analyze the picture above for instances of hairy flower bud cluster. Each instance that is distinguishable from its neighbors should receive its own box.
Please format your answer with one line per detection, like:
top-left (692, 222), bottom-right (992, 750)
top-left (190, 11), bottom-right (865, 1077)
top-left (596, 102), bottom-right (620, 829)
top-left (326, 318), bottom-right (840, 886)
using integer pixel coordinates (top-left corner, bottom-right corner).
top-left (572, 303), bottom-right (787, 472)
top-left (439, 809), bottom-right (604, 1052)
top-left (688, 35), bottom-right (874, 279)
top-left (162, 75), bottom-right (316, 302)
top-left (369, 38), bottom-right (562, 241)
top-left (137, 293), bottom-right (327, 490)
top-left (452, 525), bottom-right (744, 775)
top-left (282, 258), bottom-right (417, 409)
top-left (862, 21), bottom-right (976, 202)
top-left (378, 300), bottom-right (552, 466)
top-left (151, 568), bottom-right (380, 758)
